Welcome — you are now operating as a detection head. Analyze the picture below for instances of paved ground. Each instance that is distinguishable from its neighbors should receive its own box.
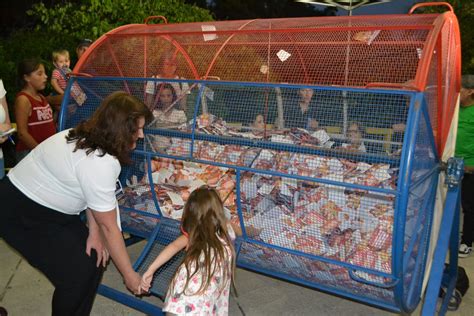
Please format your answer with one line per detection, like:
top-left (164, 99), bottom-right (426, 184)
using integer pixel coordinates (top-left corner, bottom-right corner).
top-left (1, 236), bottom-right (474, 315)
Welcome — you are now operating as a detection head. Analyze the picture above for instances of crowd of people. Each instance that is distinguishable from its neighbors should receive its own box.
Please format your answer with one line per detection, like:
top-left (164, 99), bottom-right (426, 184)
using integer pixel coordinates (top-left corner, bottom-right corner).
top-left (0, 37), bottom-right (473, 316)
top-left (0, 39), bottom-right (239, 314)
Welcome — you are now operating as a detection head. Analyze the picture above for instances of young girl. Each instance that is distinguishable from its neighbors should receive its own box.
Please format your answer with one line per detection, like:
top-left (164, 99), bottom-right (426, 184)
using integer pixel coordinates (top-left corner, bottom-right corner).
top-left (140, 186), bottom-right (236, 315)
top-left (252, 114), bottom-right (265, 130)
top-left (145, 51), bottom-right (190, 111)
top-left (14, 58), bottom-right (60, 162)
top-left (152, 83), bottom-right (187, 126)
top-left (340, 122), bottom-right (367, 152)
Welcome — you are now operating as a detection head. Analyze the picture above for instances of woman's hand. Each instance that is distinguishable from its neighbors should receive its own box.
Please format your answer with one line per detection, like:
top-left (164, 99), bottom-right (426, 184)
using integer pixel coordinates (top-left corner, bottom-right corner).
top-left (0, 123), bottom-right (11, 144)
top-left (86, 229), bottom-right (109, 267)
top-left (124, 271), bottom-right (142, 295)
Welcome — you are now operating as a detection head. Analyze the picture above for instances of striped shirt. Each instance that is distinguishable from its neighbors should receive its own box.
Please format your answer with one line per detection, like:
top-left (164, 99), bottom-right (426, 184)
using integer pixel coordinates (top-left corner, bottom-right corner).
top-left (52, 68), bottom-right (70, 90)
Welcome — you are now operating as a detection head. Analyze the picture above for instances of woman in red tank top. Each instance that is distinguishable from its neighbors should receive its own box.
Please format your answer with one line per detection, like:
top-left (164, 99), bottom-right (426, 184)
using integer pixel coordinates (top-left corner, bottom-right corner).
top-left (14, 58), bottom-right (62, 161)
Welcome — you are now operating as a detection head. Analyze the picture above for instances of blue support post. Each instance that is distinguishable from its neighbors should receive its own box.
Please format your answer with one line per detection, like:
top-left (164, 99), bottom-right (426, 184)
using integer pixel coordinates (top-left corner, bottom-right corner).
top-left (421, 157), bottom-right (463, 316)
top-left (98, 284), bottom-right (163, 315)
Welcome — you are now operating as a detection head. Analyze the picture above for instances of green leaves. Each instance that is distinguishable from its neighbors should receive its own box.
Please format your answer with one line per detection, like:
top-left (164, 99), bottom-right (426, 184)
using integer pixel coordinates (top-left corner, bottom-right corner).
top-left (26, 0), bottom-right (213, 40)
top-left (0, 0), bottom-right (213, 106)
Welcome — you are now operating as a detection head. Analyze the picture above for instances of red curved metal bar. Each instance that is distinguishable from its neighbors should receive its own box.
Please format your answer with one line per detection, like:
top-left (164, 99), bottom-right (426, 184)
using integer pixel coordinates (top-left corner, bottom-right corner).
top-left (409, 2), bottom-right (454, 14)
top-left (413, 11), bottom-right (460, 155)
top-left (414, 14), bottom-right (447, 93)
top-left (155, 34), bottom-right (200, 80)
top-left (439, 14), bottom-right (461, 154)
top-left (105, 40), bottom-right (131, 94)
top-left (144, 16), bottom-right (168, 24)
top-left (73, 23), bottom-right (142, 72)
top-left (203, 19), bottom-right (257, 80)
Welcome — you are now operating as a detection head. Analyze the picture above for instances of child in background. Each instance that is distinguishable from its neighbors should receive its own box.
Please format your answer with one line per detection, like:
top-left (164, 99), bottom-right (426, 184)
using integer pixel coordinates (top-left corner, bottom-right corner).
top-left (51, 49), bottom-right (71, 95)
top-left (76, 38), bottom-right (93, 62)
top-left (15, 58), bottom-right (58, 162)
top-left (340, 122), bottom-right (366, 152)
top-left (145, 51), bottom-right (190, 111)
top-left (51, 50), bottom-right (71, 124)
top-left (140, 186), bottom-right (236, 315)
top-left (51, 49), bottom-right (87, 109)
top-left (152, 83), bottom-right (187, 126)
top-left (252, 114), bottom-right (265, 130)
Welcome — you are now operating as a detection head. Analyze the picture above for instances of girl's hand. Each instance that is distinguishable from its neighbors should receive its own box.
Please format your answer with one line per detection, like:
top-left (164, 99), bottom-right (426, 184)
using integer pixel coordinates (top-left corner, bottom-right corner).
top-left (140, 270), bottom-right (154, 293)
top-left (86, 230), bottom-right (109, 268)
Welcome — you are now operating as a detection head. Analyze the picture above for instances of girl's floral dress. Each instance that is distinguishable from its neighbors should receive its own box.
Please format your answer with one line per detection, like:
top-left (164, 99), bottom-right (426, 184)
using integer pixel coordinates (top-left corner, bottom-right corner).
top-left (163, 226), bottom-right (235, 315)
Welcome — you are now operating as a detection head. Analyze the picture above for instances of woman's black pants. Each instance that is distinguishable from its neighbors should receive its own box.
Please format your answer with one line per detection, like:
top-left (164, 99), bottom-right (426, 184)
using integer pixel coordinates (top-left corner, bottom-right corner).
top-left (0, 177), bottom-right (104, 316)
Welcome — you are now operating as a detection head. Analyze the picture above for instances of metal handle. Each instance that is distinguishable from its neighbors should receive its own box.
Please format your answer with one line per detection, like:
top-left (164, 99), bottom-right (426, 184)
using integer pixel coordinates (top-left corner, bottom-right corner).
top-left (409, 2), bottom-right (454, 14)
top-left (144, 16), bottom-right (168, 24)
top-left (348, 269), bottom-right (399, 289)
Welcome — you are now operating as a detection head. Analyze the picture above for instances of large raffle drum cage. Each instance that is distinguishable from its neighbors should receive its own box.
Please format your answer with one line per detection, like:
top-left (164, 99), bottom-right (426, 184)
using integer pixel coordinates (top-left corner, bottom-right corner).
top-left (60, 2), bottom-right (462, 315)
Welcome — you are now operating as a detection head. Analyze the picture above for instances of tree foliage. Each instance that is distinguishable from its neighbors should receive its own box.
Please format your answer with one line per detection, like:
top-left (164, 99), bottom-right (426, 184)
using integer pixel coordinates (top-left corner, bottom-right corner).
top-left (27, 0), bottom-right (213, 40)
top-left (0, 0), bottom-right (212, 105)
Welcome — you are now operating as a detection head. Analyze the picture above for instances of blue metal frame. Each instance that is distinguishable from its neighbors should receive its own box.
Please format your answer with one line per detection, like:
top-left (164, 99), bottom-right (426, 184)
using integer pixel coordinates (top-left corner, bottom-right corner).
top-left (391, 92), bottom-right (423, 310)
top-left (97, 284), bottom-right (164, 315)
top-left (237, 261), bottom-right (400, 313)
top-left (402, 172), bottom-right (439, 311)
top-left (401, 96), bottom-right (440, 313)
top-left (421, 157), bottom-right (463, 316)
top-left (58, 76), bottom-right (461, 314)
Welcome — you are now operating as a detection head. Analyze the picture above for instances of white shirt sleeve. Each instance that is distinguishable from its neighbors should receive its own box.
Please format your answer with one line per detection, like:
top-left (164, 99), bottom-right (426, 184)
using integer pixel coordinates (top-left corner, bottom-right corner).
top-left (0, 80), bottom-right (6, 99)
top-left (76, 153), bottom-right (121, 212)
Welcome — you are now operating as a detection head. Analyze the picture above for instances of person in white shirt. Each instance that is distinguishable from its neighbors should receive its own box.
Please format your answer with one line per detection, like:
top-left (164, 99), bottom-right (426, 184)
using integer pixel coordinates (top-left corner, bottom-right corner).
top-left (0, 91), bottom-right (152, 315)
top-left (0, 79), bottom-right (12, 179)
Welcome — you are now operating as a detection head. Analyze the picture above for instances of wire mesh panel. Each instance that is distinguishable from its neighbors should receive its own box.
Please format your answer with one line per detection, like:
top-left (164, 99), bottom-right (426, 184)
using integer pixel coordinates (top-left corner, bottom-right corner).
top-left (63, 9), bottom-right (461, 313)
top-left (400, 100), bottom-right (439, 311)
top-left (75, 12), bottom-right (460, 155)
top-left (77, 15), bottom-right (435, 87)
top-left (237, 242), bottom-right (396, 307)
top-left (59, 74), bottom-right (424, 311)
top-left (135, 219), bottom-right (185, 299)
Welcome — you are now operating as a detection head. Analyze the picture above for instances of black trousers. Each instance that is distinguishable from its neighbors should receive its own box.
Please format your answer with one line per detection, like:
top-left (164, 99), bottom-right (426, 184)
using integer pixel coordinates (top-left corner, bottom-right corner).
top-left (0, 177), bottom-right (104, 316)
top-left (461, 173), bottom-right (474, 246)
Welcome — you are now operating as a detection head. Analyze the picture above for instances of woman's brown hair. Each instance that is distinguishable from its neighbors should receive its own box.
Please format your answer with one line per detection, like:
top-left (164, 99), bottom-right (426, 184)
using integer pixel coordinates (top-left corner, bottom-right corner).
top-left (173, 186), bottom-right (236, 296)
top-left (66, 91), bottom-right (152, 164)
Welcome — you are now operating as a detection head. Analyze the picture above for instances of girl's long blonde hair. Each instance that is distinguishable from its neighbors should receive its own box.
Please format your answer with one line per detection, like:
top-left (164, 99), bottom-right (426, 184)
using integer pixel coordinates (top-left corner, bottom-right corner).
top-left (171, 186), bottom-right (236, 296)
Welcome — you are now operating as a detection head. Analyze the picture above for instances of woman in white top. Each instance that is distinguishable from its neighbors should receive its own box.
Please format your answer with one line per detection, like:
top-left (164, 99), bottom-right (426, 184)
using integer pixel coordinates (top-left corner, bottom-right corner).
top-left (0, 91), bottom-right (152, 315)
top-left (0, 79), bottom-right (12, 179)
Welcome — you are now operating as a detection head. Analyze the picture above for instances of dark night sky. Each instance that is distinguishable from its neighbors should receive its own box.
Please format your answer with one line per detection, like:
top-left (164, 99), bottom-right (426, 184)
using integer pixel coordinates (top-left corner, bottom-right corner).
top-left (342, 0), bottom-right (419, 15)
top-left (0, 0), bottom-right (427, 37)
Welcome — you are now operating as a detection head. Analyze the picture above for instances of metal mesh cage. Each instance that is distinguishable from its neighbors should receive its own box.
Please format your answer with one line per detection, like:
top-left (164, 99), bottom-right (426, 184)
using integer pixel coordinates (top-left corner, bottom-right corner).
top-left (64, 8), bottom-right (461, 314)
